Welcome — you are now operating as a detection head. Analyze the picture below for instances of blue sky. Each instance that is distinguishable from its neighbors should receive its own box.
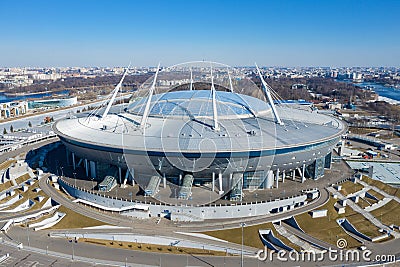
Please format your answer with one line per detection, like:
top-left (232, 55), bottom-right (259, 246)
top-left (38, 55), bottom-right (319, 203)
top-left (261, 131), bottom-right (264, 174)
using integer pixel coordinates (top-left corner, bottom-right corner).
top-left (0, 0), bottom-right (399, 67)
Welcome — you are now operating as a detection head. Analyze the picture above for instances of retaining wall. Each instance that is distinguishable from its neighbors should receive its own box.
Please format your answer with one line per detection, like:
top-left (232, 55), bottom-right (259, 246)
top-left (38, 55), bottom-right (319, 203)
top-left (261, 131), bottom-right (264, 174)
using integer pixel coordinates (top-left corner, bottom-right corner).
top-left (59, 177), bottom-right (310, 221)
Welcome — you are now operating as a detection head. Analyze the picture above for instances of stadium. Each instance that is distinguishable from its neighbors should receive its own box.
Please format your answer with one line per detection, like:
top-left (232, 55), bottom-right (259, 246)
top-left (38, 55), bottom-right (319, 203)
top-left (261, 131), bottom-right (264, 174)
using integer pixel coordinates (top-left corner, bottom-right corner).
top-left (52, 62), bottom-right (346, 220)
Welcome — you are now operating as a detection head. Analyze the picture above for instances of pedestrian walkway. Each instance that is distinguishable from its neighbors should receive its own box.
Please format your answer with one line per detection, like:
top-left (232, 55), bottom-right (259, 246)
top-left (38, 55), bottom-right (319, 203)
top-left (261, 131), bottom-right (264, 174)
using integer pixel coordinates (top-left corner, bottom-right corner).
top-left (358, 180), bottom-right (400, 204)
top-left (327, 186), bottom-right (400, 239)
top-left (364, 197), bottom-right (391, 212)
top-left (346, 186), bottom-right (369, 199)
top-left (274, 223), bottom-right (323, 253)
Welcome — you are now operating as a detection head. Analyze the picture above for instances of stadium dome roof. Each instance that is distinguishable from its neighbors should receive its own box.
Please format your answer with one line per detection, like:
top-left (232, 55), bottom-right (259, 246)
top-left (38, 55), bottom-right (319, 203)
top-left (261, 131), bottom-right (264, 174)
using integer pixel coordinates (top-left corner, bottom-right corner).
top-left (127, 89), bottom-right (271, 119)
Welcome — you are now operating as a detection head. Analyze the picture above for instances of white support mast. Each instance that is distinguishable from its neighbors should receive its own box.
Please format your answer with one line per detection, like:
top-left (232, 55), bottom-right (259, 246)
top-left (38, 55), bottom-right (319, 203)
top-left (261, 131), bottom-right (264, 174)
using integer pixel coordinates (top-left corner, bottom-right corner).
top-left (229, 67), bottom-right (256, 117)
top-left (189, 67), bottom-right (194, 91)
top-left (210, 65), bottom-right (220, 131)
top-left (255, 64), bottom-right (283, 125)
top-left (140, 63), bottom-right (160, 129)
top-left (101, 64), bottom-right (130, 119)
top-left (227, 68), bottom-right (234, 92)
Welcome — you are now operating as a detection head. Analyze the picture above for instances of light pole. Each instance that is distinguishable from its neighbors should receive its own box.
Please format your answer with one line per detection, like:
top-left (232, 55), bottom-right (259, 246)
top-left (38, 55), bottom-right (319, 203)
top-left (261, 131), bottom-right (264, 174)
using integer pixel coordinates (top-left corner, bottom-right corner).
top-left (240, 222), bottom-right (246, 267)
top-left (70, 239), bottom-right (75, 260)
top-left (224, 250), bottom-right (226, 266)
top-left (25, 220), bottom-right (30, 247)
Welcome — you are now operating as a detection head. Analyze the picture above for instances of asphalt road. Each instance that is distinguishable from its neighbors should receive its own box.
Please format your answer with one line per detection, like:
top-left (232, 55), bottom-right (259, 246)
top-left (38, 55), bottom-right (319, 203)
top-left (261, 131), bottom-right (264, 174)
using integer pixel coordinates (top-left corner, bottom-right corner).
top-left (0, 239), bottom-right (119, 267)
top-left (5, 226), bottom-right (399, 267)
top-left (3, 229), bottom-right (274, 267)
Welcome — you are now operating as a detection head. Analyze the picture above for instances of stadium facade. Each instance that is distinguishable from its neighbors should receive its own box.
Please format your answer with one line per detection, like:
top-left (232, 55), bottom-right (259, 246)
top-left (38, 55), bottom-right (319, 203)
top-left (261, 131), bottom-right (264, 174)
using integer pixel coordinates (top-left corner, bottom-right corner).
top-left (53, 62), bottom-right (346, 220)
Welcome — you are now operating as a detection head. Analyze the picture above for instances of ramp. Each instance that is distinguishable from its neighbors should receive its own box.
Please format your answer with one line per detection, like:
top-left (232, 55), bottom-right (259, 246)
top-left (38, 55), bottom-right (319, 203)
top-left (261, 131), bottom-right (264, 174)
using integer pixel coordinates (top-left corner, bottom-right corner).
top-left (229, 173), bottom-right (243, 201)
top-left (178, 174), bottom-right (194, 200)
top-left (145, 175), bottom-right (161, 197)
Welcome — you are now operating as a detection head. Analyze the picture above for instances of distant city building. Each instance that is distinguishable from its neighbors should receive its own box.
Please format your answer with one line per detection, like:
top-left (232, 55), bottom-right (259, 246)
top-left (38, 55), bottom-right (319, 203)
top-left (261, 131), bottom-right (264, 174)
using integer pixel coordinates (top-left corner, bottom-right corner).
top-left (0, 101), bottom-right (28, 119)
top-left (327, 102), bottom-right (342, 110)
top-left (0, 76), bottom-right (33, 87)
top-left (352, 72), bottom-right (363, 83)
top-left (32, 73), bottom-right (62, 81)
top-left (291, 83), bottom-right (308, 90)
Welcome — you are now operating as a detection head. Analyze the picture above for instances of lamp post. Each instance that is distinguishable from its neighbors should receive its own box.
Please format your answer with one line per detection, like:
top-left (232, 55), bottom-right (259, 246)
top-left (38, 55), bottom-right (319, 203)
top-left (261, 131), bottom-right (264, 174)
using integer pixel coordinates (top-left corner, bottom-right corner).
top-left (240, 222), bottom-right (246, 267)
top-left (70, 239), bottom-right (75, 260)
top-left (25, 220), bottom-right (30, 247)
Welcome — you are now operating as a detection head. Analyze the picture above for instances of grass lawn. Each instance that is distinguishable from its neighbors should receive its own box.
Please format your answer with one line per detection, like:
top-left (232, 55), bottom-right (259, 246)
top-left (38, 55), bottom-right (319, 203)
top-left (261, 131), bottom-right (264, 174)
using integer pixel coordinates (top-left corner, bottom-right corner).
top-left (25, 205), bottom-right (59, 227)
top-left (0, 173), bottom-right (32, 194)
top-left (366, 189), bottom-right (384, 201)
top-left (356, 198), bottom-right (372, 209)
top-left (346, 213), bottom-right (381, 238)
top-left (370, 200), bottom-right (400, 227)
top-left (49, 206), bottom-right (105, 229)
top-left (1, 180), bottom-right (44, 211)
top-left (295, 197), bottom-right (362, 249)
top-left (340, 181), bottom-right (364, 196)
top-left (362, 176), bottom-right (399, 197)
top-left (15, 173), bottom-right (32, 185)
top-left (203, 222), bottom-right (301, 251)
top-left (348, 127), bottom-right (379, 135)
top-left (0, 181), bottom-right (13, 196)
top-left (82, 238), bottom-right (228, 256)
top-left (0, 159), bottom-right (17, 170)
top-left (29, 196), bottom-right (50, 212)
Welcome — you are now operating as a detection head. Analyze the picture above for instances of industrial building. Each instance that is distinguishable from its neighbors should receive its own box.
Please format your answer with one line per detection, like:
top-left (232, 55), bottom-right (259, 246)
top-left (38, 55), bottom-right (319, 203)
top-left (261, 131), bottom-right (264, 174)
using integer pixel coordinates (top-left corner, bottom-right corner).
top-left (28, 96), bottom-right (77, 109)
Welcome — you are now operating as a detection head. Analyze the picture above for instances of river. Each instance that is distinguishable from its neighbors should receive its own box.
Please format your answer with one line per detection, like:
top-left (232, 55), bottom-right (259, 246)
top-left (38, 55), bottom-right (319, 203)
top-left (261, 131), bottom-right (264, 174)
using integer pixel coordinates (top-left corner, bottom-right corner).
top-left (354, 81), bottom-right (400, 102)
top-left (0, 90), bottom-right (70, 103)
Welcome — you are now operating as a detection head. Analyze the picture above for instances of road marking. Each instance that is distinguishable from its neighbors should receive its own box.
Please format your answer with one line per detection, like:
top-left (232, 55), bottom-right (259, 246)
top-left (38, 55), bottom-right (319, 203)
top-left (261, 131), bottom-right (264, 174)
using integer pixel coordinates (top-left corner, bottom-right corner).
top-left (0, 256), bottom-right (15, 265)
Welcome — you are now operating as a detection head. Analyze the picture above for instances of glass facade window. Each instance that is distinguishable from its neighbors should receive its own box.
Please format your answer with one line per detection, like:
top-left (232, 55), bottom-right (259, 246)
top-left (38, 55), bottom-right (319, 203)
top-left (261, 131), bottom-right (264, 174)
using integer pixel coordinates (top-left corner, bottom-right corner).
top-left (243, 170), bottom-right (266, 189)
